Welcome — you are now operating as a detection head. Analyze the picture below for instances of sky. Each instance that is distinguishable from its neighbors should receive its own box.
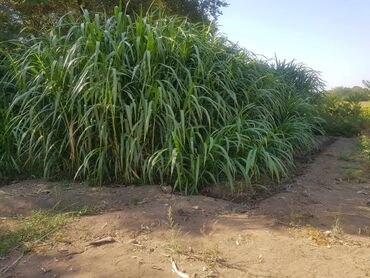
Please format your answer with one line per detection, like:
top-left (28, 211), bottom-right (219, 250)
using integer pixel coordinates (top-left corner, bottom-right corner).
top-left (218, 0), bottom-right (370, 89)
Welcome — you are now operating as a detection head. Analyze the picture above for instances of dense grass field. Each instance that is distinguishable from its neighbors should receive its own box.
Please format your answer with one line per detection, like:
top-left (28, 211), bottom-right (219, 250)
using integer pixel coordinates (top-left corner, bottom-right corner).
top-left (0, 8), bottom-right (367, 193)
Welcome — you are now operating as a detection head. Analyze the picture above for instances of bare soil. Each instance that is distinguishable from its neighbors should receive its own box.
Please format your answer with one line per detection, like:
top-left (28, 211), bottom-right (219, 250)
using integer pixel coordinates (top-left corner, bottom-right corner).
top-left (1, 137), bottom-right (370, 278)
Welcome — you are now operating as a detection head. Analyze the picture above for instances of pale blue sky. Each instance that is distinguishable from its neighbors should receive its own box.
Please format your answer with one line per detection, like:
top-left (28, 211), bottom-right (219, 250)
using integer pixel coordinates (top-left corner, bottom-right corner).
top-left (218, 0), bottom-right (370, 89)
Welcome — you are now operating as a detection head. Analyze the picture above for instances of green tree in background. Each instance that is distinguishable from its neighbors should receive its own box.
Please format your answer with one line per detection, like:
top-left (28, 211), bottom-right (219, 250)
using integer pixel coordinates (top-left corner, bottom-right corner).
top-left (327, 86), bottom-right (370, 102)
top-left (0, 0), bottom-right (228, 39)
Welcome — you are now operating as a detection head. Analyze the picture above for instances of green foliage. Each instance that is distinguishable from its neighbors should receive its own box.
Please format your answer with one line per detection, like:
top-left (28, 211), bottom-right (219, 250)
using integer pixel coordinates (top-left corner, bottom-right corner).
top-left (0, 46), bottom-right (18, 179)
top-left (359, 135), bottom-right (370, 160)
top-left (0, 108), bottom-right (15, 179)
top-left (0, 210), bottom-right (72, 256)
top-left (0, 0), bottom-right (227, 38)
top-left (316, 95), bottom-right (369, 137)
top-left (0, 206), bottom-right (95, 256)
top-left (274, 59), bottom-right (325, 95)
top-left (361, 102), bottom-right (370, 118)
top-left (2, 10), bottom-right (322, 193)
top-left (327, 86), bottom-right (370, 102)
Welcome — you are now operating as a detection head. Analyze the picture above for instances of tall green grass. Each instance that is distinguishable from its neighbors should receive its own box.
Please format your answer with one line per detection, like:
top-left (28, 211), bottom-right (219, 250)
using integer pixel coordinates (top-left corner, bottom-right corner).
top-left (2, 8), bottom-right (323, 193)
top-left (0, 48), bottom-right (18, 179)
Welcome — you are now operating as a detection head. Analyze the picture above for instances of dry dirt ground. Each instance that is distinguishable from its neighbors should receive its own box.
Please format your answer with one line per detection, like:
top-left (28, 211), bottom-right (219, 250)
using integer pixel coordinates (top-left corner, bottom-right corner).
top-left (0, 137), bottom-right (370, 278)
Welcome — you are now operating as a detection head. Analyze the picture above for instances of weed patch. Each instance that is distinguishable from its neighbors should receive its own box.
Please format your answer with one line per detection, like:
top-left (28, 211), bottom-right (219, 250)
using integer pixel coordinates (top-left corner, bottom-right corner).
top-left (0, 207), bottom-right (93, 256)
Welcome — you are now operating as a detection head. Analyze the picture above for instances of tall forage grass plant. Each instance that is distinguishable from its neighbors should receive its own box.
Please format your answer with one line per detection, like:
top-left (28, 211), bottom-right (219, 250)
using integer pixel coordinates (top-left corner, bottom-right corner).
top-left (3, 8), bottom-right (323, 193)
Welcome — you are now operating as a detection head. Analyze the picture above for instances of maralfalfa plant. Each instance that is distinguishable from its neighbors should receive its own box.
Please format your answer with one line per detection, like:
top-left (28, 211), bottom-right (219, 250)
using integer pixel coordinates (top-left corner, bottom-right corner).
top-left (0, 46), bottom-right (18, 180)
top-left (3, 7), bottom-right (323, 193)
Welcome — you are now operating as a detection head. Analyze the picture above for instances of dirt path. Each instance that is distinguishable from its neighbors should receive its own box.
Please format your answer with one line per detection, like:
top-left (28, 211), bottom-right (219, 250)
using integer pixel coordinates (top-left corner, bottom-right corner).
top-left (1, 137), bottom-right (370, 278)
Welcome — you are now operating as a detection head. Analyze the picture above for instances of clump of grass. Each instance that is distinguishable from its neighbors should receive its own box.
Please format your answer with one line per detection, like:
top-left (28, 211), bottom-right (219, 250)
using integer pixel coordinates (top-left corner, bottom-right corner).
top-left (0, 208), bottom-right (90, 256)
top-left (331, 217), bottom-right (343, 236)
top-left (167, 229), bottom-right (185, 255)
top-left (338, 152), bottom-right (352, 161)
top-left (2, 8), bottom-right (323, 193)
top-left (342, 167), bottom-right (365, 182)
top-left (358, 226), bottom-right (370, 236)
top-left (304, 225), bottom-right (330, 245)
top-left (0, 211), bottom-right (69, 256)
top-left (359, 135), bottom-right (370, 160)
top-left (167, 206), bottom-right (175, 230)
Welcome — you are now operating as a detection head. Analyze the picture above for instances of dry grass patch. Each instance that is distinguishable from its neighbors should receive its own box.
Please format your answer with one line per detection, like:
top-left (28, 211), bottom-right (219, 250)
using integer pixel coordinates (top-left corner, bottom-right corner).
top-left (0, 206), bottom-right (97, 256)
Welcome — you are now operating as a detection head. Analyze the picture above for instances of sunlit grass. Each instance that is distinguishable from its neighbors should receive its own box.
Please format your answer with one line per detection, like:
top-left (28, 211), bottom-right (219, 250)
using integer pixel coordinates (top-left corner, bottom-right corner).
top-left (0, 210), bottom-right (71, 256)
top-left (316, 95), bottom-right (369, 137)
top-left (360, 101), bottom-right (370, 118)
top-left (1, 8), bottom-right (323, 193)
top-left (360, 101), bottom-right (370, 108)
top-left (0, 207), bottom-right (96, 256)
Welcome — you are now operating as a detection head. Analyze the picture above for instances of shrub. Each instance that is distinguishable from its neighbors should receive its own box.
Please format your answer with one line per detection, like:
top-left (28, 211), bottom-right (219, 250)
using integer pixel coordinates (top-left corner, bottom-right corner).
top-left (327, 86), bottom-right (370, 102)
top-left (2, 9), bottom-right (323, 193)
top-left (316, 95), bottom-right (369, 137)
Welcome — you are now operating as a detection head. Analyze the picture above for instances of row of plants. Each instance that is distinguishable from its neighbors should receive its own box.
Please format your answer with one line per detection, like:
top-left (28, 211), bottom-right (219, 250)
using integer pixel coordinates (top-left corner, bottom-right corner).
top-left (0, 8), bottom-right (366, 192)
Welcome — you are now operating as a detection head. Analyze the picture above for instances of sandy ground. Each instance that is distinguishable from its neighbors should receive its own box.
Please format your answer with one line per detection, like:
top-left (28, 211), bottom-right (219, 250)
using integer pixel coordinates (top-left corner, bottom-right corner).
top-left (0, 137), bottom-right (369, 278)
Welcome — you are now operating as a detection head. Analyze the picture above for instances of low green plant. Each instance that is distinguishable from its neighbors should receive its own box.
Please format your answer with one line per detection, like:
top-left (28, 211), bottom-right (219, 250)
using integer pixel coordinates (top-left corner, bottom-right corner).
top-left (0, 206), bottom-right (95, 256)
top-left (0, 210), bottom-right (72, 256)
top-left (342, 167), bottom-right (364, 182)
top-left (338, 152), bottom-right (352, 161)
top-left (2, 8), bottom-right (323, 193)
top-left (359, 135), bottom-right (370, 160)
top-left (316, 95), bottom-right (369, 137)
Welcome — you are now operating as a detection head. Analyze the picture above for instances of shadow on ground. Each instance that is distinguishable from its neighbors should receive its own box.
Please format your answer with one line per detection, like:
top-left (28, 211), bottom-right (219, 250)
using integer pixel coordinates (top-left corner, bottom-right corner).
top-left (1, 137), bottom-right (370, 277)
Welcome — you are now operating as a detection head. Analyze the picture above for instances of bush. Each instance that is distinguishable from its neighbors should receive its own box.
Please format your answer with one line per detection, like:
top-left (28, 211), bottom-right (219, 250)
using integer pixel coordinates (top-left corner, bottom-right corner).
top-left (2, 9), bottom-right (323, 193)
top-left (316, 95), bottom-right (369, 137)
top-left (327, 86), bottom-right (370, 102)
